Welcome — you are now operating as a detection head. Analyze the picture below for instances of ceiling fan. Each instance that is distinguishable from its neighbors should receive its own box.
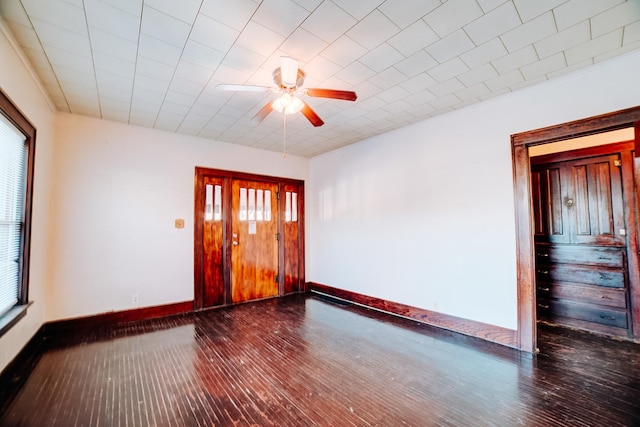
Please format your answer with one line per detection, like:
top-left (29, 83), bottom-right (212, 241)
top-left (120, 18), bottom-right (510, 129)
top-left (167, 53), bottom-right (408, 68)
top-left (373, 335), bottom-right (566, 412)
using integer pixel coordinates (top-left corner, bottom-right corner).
top-left (217, 57), bottom-right (357, 127)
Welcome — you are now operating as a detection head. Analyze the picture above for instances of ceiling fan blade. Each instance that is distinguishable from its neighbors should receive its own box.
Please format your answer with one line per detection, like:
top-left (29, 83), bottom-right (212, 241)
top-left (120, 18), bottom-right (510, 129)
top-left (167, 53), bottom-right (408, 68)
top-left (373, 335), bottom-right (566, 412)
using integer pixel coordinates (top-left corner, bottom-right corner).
top-left (300, 101), bottom-right (324, 127)
top-left (306, 88), bottom-right (357, 101)
top-left (217, 84), bottom-right (272, 92)
top-left (253, 102), bottom-right (273, 122)
top-left (280, 57), bottom-right (299, 87)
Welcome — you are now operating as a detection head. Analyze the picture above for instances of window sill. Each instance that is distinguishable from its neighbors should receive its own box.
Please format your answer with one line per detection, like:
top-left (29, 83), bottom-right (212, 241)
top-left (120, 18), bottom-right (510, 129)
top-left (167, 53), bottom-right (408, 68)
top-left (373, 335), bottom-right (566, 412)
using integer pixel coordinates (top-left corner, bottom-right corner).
top-left (0, 302), bottom-right (32, 339)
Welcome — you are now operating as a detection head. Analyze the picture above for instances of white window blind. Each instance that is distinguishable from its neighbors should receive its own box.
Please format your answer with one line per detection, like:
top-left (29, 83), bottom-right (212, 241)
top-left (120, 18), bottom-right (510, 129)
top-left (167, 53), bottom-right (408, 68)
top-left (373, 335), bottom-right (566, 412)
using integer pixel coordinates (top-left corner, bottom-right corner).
top-left (0, 113), bottom-right (26, 317)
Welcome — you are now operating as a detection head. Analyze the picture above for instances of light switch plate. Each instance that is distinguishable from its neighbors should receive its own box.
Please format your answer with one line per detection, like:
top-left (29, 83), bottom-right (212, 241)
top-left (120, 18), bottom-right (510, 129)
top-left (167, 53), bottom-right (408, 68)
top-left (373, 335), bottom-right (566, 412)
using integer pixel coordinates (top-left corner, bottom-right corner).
top-left (175, 219), bottom-right (185, 229)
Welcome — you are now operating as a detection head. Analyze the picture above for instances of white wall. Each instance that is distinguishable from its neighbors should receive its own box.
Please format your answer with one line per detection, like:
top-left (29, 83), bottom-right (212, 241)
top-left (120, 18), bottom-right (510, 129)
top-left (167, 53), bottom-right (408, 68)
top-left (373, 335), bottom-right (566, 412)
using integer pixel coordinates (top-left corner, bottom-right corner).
top-left (308, 50), bottom-right (640, 330)
top-left (0, 25), bottom-right (55, 371)
top-left (48, 114), bottom-right (308, 320)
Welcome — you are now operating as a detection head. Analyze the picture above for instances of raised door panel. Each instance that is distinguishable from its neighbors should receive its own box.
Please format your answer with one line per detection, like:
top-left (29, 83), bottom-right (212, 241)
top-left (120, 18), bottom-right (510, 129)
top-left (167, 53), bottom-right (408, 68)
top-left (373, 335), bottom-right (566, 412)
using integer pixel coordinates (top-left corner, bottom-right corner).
top-left (568, 155), bottom-right (625, 246)
top-left (231, 180), bottom-right (279, 303)
top-left (532, 165), bottom-right (570, 243)
top-left (531, 171), bottom-right (545, 237)
top-left (282, 184), bottom-right (302, 294)
top-left (202, 177), bottom-right (225, 307)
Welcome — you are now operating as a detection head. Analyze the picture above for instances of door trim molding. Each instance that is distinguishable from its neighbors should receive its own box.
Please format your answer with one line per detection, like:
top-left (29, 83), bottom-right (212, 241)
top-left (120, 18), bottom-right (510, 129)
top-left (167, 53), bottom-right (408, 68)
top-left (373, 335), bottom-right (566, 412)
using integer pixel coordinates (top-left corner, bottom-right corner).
top-left (511, 106), bottom-right (640, 352)
top-left (193, 168), bottom-right (305, 310)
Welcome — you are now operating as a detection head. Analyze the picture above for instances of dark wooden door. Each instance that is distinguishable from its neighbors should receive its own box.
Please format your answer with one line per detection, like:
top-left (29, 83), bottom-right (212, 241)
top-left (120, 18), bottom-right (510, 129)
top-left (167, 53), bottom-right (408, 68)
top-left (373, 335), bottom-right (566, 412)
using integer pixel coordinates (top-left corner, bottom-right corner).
top-left (194, 168), bottom-right (305, 310)
top-left (231, 179), bottom-right (279, 303)
top-left (532, 153), bottom-right (625, 246)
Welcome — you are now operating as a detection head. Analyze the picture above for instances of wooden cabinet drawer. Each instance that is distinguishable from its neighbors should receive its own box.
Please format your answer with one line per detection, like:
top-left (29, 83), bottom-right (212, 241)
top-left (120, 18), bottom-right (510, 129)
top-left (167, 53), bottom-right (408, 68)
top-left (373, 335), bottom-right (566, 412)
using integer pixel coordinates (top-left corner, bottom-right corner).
top-left (538, 298), bottom-right (628, 329)
top-left (535, 244), bottom-right (624, 267)
top-left (536, 264), bottom-right (624, 288)
top-left (537, 282), bottom-right (626, 308)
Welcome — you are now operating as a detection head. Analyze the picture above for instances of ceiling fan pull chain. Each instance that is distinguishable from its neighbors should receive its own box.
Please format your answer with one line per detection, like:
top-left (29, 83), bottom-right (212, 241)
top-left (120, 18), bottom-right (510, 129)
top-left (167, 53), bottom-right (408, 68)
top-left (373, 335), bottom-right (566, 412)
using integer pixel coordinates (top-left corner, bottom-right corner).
top-left (282, 111), bottom-right (287, 158)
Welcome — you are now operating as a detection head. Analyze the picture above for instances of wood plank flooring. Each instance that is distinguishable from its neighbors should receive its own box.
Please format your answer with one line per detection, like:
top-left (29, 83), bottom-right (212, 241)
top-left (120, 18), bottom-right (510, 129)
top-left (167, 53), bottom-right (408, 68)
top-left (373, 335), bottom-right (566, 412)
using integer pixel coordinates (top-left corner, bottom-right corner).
top-left (1, 294), bottom-right (639, 426)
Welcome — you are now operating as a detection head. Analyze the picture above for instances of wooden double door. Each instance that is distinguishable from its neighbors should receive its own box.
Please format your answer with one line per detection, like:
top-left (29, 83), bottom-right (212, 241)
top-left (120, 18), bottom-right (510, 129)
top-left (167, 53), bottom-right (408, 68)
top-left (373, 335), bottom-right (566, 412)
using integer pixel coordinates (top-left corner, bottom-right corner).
top-left (194, 168), bottom-right (304, 309)
top-left (531, 142), bottom-right (635, 338)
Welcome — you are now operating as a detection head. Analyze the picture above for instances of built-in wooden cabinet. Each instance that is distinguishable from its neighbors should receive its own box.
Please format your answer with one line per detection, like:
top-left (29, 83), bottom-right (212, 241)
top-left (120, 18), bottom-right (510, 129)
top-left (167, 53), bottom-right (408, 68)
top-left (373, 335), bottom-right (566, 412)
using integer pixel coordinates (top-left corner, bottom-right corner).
top-left (531, 143), bottom-right (634, 338)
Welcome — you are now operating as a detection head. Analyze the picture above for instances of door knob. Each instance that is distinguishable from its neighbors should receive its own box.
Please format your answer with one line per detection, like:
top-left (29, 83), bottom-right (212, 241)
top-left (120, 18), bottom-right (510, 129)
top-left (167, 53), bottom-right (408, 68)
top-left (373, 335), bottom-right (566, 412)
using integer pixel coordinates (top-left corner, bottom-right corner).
top-left (565, 198), bottom-right (574, 207)
top-left (232, 241), bottom-right (238, 246)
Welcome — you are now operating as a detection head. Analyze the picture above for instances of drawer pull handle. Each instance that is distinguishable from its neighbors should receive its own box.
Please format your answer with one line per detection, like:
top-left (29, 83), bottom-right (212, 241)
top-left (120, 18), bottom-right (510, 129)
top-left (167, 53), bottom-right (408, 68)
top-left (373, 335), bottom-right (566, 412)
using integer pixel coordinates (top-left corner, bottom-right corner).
top-left (537, 270), bottom-right (549, 274)
top-left (538, 304), bottom-right (549, 309)
top-left (599, 274), bottom-right (611, 281)
top-left (600, 296), bottom-right (611, 300)
top-left (539, 287), bottom-right (550, 292)
top-left (537, 253), bottom-right (549, 257)
top-left (600, 315), bottom-right (615, 320)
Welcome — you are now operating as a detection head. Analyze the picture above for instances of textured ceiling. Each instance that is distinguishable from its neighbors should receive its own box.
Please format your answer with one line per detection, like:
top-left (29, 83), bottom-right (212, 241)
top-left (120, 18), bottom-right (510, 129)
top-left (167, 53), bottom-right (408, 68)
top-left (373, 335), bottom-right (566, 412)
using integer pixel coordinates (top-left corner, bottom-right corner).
top-left (1, 0), bottom-right (639, 157)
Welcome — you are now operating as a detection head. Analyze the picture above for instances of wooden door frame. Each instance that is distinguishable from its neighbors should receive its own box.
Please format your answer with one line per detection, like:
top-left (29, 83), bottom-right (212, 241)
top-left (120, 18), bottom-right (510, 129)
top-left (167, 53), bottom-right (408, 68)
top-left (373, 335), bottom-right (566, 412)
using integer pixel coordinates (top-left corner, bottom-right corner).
top-left (193, 167), bottom-right (305, 311)
top-left (511, 106), bottom-right (640, 352)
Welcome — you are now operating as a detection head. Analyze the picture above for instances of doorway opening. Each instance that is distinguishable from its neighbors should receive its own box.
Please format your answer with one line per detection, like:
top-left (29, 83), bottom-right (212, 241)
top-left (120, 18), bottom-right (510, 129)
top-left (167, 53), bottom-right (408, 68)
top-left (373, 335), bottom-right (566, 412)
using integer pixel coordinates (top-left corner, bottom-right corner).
top-left (511, 106), bottom-right (640, 352)
top-left (193, 168), bottom-right (305, 310)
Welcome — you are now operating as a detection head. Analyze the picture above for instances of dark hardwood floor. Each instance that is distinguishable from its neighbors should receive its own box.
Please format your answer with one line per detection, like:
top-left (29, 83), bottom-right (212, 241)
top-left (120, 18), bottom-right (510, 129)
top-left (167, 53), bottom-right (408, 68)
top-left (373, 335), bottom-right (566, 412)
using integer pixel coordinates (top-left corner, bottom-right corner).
top-left (1, 294), bottom-right (639, 426)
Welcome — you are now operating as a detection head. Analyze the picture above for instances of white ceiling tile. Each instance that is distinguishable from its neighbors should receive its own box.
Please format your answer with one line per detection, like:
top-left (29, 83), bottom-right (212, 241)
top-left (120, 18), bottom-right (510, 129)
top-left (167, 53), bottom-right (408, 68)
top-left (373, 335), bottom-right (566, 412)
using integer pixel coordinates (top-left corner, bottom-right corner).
top-left (492, 45), bottom-right (538, 73)
top-left (359, 43), bottom-right (404, 72)
top-left (460, 38), bottom-right (508, 68)
top-left (303, 55), bottom-right (342, 81)
top-left (624, 20), bottom-right (640, 45)
top-left (399, 72), bottom-right (437, 92)
top-left (145, 0), bottom-right (201, 24)
top-left (427, 57), bottom-right (469, 83)
top-left (301, 1), bottom-right (357, 43)
top-left (547, 58), bottom-right (592, 79)
top-left (512, 0), bottom-right (567, 22)
top-left (553, 0), bottom-right (624, 31)
top-left (280, 28), bottom-right (328, 62)
top-left (396, 51), bottom-right (438, 79)
top-left (565, 28), bottom-right (623, 65)
top-left (137, 33), bottom-right (182, 66)
top-left (96, 69), bottom-right (134, 91)
top-left (426, 29), bottom-right (475, 63)
top-left (99, 95), bottom-right (131, 111)
top-left (500, 11), bottom-right (557, 52)
top-left (387, 19), bottom-right (439, 57)
top-left (181, 40), bottom-right (225, 71)
top-left (428, 77), bottom-right (465, 97)
top-left (224, 45), bottom-right (268, 74)
top-left (88, 27), bottom-right (137, 62)
top-left (334, 61), bottom-right (376, 85)
top-left (213, 64), bottom-right (252, 84)
top-left (141, 5), bottom-right (191, 47)
top-left (174, 61), bottom-right (214, 85)
top-left (464, 1), bottom-right (521, 45)
top-left (429, 93), bottom-right (461, 109)
top-left (477, 0), bottom-right (508, 13)
top-left (534, 20), bottom-right (589, 58)
top-left (190, 13), bottom-right (239, 52)
top-left (376, 85), bottom-right (411, 103)
top-left (135, 56), bottom-right (176, 81)
top-left (596, 40), bottom-right (640, 62)
top-left (455, 82), bottom-right (490, 101)
top-left (0, 0), bottom-right (31, 26)
top-left (30, 18), bottom-right (91, 55)
top-left (5, 21), bottom-right (43, 51)
top-left (94, 52), bottom-right (135, 77)
top-left (520, 52), bottom-right (565, 79)
top-left (292, 0), bottom-right (323, 11)
top-left (332, 0), bottom-right (385, 20)
top-left (352, 80), bottom-right (384, 99)
top-left (457, 63), bottom-right (497, 86)
top-left (44, 45), bottom-right (93, 72)
top-left (200, 0), bottom-right (258, 31)
top-left (404, 88), bottom-right (437, 106)
top-left (367, 66), bottom-right (407, 88)
top-left (484, 68), bottom-right (523, 91)
top-left (102, 108), bottom-right (131, 122)
top-left (424, 0), bottom-right (484, 37)
top-left (235, 21), bottom-right (286, 55)
top-left (84, 0), bottom-right (140, 42)
top-left (320, 35), bottom-right (367, 67)
top-left (164, 90), bottom-right (198, 107)
top-left (591, 1), bottom-right (640, 38)
top-left (21, 0), bottom-right (87, 35)
top-left (100, 0), bottom-right (142, 17)
top-left (378, 0), bottom-right (441, 29)
top-left (253, 0), bottom-right (309, 37)
top-left (132, 86), bottom-right (166, 105)
top-left (346, 10), bottom-right (400, 50)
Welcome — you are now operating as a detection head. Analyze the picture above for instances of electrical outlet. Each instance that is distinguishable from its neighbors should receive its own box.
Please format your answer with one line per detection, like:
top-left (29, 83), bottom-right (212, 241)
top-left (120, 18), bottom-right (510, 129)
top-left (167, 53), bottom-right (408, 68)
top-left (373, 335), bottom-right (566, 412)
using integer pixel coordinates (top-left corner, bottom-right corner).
top-left (132, 294), bottom-right (139, 304)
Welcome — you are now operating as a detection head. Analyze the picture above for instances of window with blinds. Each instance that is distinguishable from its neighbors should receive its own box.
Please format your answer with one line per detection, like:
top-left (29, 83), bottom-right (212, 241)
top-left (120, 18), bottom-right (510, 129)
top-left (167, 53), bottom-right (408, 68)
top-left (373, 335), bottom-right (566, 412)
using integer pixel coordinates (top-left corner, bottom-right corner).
top-left (0, 113), bottom-right (26, 317)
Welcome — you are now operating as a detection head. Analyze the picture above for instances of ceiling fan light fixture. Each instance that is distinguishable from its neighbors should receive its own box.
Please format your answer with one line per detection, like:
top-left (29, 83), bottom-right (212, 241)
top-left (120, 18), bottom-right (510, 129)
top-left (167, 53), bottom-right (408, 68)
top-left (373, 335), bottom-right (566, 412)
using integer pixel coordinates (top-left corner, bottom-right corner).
top-left (272, 93), bottom-right (303, 114)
